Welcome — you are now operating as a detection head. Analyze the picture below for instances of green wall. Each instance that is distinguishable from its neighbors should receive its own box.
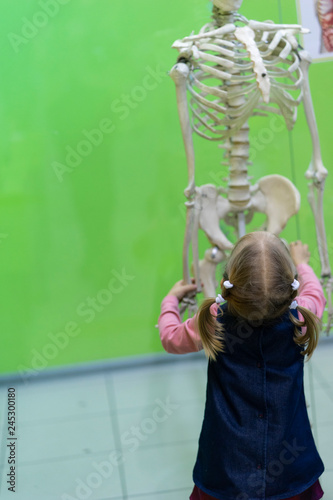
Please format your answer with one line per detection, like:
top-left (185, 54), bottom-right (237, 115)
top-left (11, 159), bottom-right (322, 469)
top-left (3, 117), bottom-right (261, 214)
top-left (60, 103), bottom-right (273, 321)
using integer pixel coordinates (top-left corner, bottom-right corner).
top-left (0, 0), bottom-right (332, 377)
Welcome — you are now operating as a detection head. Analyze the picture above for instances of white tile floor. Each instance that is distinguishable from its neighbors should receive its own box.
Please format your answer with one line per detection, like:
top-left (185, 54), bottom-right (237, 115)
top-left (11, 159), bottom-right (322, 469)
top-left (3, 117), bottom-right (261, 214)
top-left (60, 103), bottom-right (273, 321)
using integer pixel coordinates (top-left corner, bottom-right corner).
top-left (0, 340), bottom-right (332, 500)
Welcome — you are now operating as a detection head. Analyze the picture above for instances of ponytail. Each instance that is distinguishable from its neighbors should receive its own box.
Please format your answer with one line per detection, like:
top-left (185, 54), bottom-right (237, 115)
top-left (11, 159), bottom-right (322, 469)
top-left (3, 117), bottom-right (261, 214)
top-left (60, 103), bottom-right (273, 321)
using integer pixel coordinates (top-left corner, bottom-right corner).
top-left (197, 298), bottom-right (225, 361)
top-left (289, 305), bottom-right (321, 360)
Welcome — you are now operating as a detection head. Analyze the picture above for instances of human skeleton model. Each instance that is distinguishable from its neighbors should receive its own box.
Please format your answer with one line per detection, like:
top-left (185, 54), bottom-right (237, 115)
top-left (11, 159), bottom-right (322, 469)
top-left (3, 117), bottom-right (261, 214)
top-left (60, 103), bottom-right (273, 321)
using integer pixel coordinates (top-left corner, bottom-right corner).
top-left (316, 0), bottom-right (333, 52)
top-left (170, 0), bottom-right (332, 331)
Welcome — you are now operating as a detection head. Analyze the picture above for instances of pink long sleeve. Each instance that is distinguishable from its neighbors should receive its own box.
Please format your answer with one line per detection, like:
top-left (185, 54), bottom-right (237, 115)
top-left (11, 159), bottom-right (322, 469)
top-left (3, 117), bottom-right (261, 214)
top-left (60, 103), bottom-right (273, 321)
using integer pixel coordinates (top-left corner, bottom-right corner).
top-left (158, 295), bottom-right (218, 354)
top-left (296, 263), bottom-right (326, 319)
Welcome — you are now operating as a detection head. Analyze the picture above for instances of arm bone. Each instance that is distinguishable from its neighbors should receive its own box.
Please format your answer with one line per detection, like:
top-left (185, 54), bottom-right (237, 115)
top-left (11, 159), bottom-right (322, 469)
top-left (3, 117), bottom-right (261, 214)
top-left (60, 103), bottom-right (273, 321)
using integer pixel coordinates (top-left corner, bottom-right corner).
top-left (169, 62), bottom-right (196, 198)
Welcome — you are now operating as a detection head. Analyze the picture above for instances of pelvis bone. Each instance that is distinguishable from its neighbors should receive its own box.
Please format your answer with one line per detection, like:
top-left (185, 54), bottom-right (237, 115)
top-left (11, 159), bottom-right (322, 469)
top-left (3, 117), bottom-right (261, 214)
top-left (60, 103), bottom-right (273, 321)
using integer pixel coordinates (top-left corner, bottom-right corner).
top-left (197, 184), bottom-right (234, 250)
top-left (197, 175), bottom-right (300, 251)
top-left (251, 174), bottom-right (301, 234)
top-left (196, 175), bottom-right (300, 298)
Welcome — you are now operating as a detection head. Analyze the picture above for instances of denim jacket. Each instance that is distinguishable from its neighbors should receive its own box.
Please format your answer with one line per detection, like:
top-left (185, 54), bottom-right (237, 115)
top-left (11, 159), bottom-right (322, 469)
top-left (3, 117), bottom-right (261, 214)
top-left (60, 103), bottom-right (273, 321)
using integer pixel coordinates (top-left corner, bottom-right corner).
top-left (193, 303), bottom-right (324, 500)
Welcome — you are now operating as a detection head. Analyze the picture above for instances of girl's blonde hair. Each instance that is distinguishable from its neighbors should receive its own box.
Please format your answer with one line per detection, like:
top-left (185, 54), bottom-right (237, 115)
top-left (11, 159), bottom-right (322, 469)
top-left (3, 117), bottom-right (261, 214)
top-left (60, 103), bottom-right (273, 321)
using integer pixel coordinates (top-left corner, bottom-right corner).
top-left (198, 232), bottom-right (321, 361)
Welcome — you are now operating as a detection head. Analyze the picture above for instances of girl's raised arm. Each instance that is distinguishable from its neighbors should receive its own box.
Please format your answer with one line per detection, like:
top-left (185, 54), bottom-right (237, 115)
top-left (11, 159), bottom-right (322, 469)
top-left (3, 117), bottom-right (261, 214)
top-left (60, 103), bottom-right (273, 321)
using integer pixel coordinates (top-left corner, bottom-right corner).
top-left (296, 263), bottom-right (326, 318)
top-left (158, 280), bottom-right (218, 354)
top-left (290, 241), bottom-right (326, 318)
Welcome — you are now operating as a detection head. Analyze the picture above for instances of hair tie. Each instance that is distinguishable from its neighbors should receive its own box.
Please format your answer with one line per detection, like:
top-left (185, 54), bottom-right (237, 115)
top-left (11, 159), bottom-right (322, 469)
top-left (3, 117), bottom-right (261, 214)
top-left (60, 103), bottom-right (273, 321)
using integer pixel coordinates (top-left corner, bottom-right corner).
top-left (291, 279), bottom-right (300, 291)
top-left (224, 280), bottom-right (234, 289)
top-left (289, 300), bottom-right (298, 310)
top-left (216, 294), bottom-right (225, 304)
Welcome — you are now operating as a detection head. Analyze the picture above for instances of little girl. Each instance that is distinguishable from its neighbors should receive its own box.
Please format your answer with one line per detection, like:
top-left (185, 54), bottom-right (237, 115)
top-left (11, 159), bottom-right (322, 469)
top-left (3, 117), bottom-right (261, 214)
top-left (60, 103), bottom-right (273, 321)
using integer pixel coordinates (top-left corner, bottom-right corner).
top-left (158, 232), bottom-right (325, 500)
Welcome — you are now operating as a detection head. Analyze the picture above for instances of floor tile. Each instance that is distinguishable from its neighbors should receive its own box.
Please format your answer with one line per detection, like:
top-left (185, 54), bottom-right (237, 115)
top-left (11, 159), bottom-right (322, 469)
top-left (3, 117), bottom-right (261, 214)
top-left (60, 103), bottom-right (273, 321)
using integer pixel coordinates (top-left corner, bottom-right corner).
top-left (0, 386), bottom-right (7, 410)
top-left (127, 487), bottom-right (193, 499)
top-left (316, 422), bottom-right (333, 472)
top-left (110, 360), bottom-right (207, 412)
top-left (304, 359), bottom-right (322, 389)
top-left (10, 373), bottom-right (109, 424)
top-left (117, 398), bottom-right (204, 450)
top-left (304, 383), bottom-right (333, 428)
top-left (312, 363), bottom-right (333, 395)
top-left (123, 441), bottom-right (197, 497)
top-left (0, 414), bottom-right (116, 467)
top-left (0, 452), bottom-right (124, 500)
top-left (320, 470), bottom-right (333, 496)
top-left (310, 341), bottom-right (333, 385)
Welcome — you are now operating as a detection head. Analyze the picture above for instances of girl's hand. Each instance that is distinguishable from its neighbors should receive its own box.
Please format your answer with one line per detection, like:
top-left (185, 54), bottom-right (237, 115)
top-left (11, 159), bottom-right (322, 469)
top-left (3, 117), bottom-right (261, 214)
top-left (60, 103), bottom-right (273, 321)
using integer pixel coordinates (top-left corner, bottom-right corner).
top-left (290, 241), bottom-right (310, 266)
top-left (167, 278), bottom-right (199, 301)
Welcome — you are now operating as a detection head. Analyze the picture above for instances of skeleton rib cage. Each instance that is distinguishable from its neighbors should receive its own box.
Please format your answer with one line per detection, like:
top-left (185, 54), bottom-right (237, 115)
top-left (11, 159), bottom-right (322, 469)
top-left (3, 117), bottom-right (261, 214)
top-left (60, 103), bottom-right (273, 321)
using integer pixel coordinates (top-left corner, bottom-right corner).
top-left (174, 17), bottom-right (303, 142)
